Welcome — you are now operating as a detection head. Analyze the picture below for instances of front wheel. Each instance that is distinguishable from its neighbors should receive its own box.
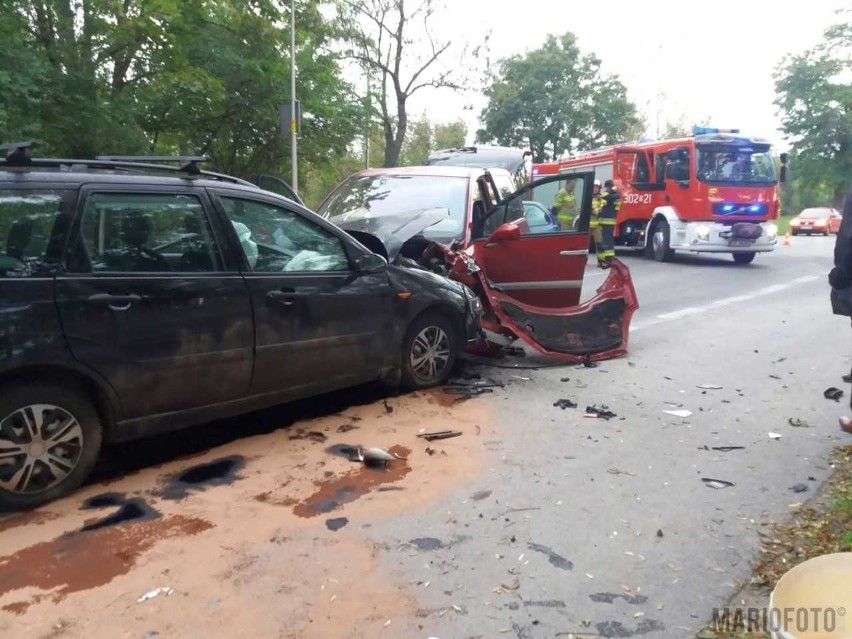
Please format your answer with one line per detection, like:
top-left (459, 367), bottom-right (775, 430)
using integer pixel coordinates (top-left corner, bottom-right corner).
top-left (0, 383), bottom-right (103, 511)
top-left (732, 252), bottom-right (756, 265)
top-left (400, 311), bottom-right (459, 390)
top-left (648, 220), bottom-right (675, 262)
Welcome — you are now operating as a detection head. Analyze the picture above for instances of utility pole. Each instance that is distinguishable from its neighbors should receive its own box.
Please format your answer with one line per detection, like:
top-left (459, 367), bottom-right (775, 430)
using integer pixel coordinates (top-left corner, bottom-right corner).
top-left (365, 72), bottom-right (371, 169)
top-left (290, 0), bottom-right (298, 194)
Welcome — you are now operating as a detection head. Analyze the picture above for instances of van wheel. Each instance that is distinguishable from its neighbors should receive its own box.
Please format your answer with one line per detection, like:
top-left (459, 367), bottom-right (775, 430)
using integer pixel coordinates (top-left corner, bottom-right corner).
top-left (732, 252), bottom-right (756, 265)
top-left (400, 312), bottom-right (459, 390)
top-left (0, 383), bottom-right (103, 511)
top-left (649, 220), bottom-right (675, 262)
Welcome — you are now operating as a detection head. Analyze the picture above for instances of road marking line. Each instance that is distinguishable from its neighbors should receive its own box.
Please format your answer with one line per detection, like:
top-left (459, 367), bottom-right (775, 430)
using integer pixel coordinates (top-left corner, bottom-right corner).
top-left (631, 272), bottom-right (824, 332)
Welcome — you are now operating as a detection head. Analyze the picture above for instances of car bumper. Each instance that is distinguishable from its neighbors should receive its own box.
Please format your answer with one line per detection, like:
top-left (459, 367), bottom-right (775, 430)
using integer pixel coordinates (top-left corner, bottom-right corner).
top-left (668, 220), bottom-right (778, 253)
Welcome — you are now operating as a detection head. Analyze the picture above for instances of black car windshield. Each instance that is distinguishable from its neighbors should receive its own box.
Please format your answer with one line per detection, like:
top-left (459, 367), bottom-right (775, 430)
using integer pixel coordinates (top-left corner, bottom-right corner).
top-left (319, 174), bottom-right (468, 241)
top-left (696, 145), bottom-right (777, 185)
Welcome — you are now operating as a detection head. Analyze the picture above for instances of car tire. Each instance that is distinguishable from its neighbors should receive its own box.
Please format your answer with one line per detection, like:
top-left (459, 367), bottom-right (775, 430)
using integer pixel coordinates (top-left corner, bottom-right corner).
top-left (400, 311), bottom-right (459, 390)
top-left (791, 230), bottom-right (798, 236)
top-left (0, 383), bottom-right (103, 511)
top-left (732, 252), bottom-right (756, 265)
top-left (824, 230), bottom-right (830, 236)
top-left (648, 220), bottom-right (675, 262)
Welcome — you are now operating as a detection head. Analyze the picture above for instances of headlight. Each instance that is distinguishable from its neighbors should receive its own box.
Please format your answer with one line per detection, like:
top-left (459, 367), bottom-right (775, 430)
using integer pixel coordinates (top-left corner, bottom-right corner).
top-left (463, 286), bottom-right (482, 312)
top-left (765, 223), bottom-right (778, 240)
top-left (695, 224), bottom-right (711, 241)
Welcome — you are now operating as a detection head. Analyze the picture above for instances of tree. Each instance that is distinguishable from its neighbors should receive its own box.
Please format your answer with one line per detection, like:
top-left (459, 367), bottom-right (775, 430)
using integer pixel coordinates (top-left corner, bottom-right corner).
top-left (476, 33), bottom-right (641, 161)
top-left (0, 0), bottom-right (361, 193)
top-left (398, 117), bottom-right (466, 165)
top-left (339, 0), bottom-right (482, 167)
top-left (775, 14), bottom-right (852, 209)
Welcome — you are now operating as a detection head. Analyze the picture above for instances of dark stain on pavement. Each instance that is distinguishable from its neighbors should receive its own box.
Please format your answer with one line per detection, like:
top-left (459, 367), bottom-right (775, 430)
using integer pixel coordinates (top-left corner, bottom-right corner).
top-left (470, 489), bottom-right (492, 501)
top-left (527, 542), bottom-right (573, 570)
top-left (596, 619), bottom-right (665, 637)
top-left (80, 494), bottom-right (160, 532)
top-left (325, 517), bottom-right (349, 531)
top-left (292, 446), bottom-right (411, 517)
top-left (156, 455), bottom-right (246, 500)
top-left (590, 592), bottom-right (649, 605)
top-left (523, 600), bottom-right (566, 608)
top-left (409, 537), bottom-right (445, 551)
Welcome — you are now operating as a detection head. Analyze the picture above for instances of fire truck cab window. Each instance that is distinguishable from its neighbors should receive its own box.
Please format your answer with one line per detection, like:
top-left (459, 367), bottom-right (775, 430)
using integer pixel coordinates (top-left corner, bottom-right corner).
top-left (695, 146), bottom-right (778, 184)
top-left (665, 150), bottom-right (690, 181)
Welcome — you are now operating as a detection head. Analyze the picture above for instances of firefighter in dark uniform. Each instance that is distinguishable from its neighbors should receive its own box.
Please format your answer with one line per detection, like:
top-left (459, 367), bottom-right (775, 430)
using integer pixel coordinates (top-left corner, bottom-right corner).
top-left (597, 179), bottom-right (620, 268)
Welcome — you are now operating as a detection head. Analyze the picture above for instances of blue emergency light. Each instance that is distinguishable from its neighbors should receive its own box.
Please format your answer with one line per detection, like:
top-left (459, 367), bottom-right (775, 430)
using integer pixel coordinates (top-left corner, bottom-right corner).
top-left (693, 127), bottom-right (741, 135)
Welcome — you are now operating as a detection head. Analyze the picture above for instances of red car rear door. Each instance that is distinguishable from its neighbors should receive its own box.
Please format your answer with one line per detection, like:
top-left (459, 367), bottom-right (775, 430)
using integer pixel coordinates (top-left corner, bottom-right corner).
top-left (470, 171), bottom-right (595, 307)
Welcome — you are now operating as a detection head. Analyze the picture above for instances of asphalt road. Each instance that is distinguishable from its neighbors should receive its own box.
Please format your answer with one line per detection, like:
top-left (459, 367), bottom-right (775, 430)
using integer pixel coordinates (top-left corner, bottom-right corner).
top-left (379, 237), bottom-right (845, 638)
top-left (0, 236), bottom-right (846, 639)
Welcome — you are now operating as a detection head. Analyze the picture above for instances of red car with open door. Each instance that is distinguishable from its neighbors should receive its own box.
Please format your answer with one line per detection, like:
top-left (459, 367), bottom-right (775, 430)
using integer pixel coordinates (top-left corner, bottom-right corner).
top-left (319, 167), bottom-right (638, 362)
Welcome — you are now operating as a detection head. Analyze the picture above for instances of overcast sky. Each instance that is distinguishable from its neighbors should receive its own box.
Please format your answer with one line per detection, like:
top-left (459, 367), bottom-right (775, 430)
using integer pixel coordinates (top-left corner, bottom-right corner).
top-left (399, 0), bottom-right (848, 151)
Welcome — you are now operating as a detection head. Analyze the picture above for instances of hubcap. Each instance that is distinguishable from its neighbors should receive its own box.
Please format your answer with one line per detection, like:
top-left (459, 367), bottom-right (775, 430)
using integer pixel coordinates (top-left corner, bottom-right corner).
top-left (0, 404), bottom-right (84, 495)
top-left (653, 230), bottom-right (664, 252)
top-left (410, 326), bottom-right (451, 381)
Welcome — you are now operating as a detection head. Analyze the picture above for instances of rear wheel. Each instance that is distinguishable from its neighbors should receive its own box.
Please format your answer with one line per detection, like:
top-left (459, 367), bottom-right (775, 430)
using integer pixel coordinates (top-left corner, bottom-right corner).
top-left (400, 311), bottom-right (459, 390)
top-left (648, 220), bottom-right (675, 262)
top-left (824, 229), bottom-right (830, 236)
top-left (0, 383), bottom-right (103, 511)
top-left (791, 230), bottom-right (798, 236)
top-left (732, 252), bottom-right (756, 265)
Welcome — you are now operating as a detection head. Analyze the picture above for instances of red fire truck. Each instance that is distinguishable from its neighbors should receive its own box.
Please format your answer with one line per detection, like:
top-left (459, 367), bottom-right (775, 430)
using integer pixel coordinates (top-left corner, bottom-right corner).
top-left (530, 128), bottom-right (789, 264)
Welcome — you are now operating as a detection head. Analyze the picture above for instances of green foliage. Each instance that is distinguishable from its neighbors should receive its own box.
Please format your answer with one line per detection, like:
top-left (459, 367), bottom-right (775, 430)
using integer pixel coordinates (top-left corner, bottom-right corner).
top-left (775, 14), bottom-right (852, 209)
top-left (0, 0), bottom-right (360, 197)
top-left (398, 117), bottom-right (467, 165)
top-left (476, 33), bottom-right (642, 161)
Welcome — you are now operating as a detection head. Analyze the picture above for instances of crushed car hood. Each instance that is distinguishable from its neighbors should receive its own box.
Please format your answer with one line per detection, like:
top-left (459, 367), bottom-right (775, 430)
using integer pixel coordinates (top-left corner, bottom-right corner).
top-left (331, 207), bottom-right (453, 260)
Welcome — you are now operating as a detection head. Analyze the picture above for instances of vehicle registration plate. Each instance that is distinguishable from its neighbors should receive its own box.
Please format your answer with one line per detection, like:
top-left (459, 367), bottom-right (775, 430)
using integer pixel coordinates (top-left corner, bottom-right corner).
top-left (729, 239), bottom-right (752, 247)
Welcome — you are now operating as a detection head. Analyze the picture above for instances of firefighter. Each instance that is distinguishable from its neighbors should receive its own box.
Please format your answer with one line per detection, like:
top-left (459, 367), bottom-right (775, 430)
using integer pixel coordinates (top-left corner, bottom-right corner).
top-left (551, 179), bottom-right (578, 230)
top-left (596, 179), bottom-right (620, 268)
top-left (590, 179), bottom-right (604, 262)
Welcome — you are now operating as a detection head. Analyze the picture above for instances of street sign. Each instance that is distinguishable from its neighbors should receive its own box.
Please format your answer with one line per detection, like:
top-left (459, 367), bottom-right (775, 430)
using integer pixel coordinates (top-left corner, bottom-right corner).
top-left (279, 101), bottom-right (301, 135)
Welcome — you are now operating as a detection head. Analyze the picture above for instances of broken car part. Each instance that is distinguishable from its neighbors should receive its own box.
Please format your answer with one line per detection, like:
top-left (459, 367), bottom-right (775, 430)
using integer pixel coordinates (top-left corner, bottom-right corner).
top-left (553, 399), bottom-right (578, 409)
top-left (702, 478), bottom-right (735, 489)
top-left (824, 387), bottom-right (844, 402)
top-left (417, 430), bottom-right (463, 441)
top-left (584, 405), bottom-right (616, 420)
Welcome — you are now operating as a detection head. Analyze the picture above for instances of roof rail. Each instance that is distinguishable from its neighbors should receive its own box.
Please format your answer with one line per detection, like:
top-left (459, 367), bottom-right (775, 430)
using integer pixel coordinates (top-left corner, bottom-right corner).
top-left (0, 151), bottom-right (255, 187)
top-left (1, 141), bottom-right (40, 166)
top-left (96, 154), bottom-right (212, 176)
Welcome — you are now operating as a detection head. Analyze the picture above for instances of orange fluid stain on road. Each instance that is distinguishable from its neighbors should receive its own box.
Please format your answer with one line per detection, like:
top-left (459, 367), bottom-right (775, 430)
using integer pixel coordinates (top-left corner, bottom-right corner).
top-left (292, 445), bottom-right (412, 518)
top-left (0, 515), bottom-right (212, 614)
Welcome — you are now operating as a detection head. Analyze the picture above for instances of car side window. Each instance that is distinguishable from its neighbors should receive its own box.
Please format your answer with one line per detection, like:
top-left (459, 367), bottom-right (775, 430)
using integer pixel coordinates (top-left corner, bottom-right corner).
top-left (0, 189), bottom-right (69, 278)
top-left (75, 193), bottom-right (222, 273)
top-left (219, 197), bottom-right (350, 273)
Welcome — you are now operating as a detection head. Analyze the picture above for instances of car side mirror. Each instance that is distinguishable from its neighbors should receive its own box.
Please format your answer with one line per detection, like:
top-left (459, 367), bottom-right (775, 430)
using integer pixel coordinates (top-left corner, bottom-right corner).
top-left (354, 252), bottom-right (388, 274)
top-left (485, 223), bottom-right (521, 247)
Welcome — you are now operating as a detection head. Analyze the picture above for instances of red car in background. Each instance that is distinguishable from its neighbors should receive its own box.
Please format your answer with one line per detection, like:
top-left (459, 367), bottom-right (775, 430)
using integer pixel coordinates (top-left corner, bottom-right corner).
top-left (790, 207), bottom-right (842, 236)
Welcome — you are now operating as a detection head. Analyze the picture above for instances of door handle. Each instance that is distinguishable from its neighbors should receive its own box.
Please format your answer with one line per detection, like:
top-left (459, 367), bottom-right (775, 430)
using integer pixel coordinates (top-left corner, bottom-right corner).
top-left (86, 292), bottom-right (141, 311)
top-left (266, 288), bottom-right (301, 306)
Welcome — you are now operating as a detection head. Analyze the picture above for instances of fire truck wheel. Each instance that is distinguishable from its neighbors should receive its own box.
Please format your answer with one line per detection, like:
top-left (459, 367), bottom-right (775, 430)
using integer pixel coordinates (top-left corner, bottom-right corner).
top-left (649, 220), bottom-right (675, 262)
top-left (732, 252), bottom-right (756, 265)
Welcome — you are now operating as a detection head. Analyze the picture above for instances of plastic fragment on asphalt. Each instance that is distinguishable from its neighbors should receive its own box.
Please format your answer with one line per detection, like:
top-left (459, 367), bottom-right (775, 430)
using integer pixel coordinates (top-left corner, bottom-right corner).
top-left (697, 384), bottom-right (723, 389)
top-left (553, 398), bottom-right (578, 409)
top-left (768, 432), bottom-right (782, 439)
top-left (663, 409), bottom-right (692, 418)
top-left (702, 478), bottom-right (735, 489)
top-left (137, 587), bottom-right (173, 602)
top-left (824, 387), bottom-right (844, 402)
top-left (790, 483), bottom-right (808, 493)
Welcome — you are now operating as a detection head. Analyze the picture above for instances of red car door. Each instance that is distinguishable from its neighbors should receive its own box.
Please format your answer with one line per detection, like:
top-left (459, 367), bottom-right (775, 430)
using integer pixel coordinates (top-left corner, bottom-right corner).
top-left (470, 171), bottom-right (595, 307)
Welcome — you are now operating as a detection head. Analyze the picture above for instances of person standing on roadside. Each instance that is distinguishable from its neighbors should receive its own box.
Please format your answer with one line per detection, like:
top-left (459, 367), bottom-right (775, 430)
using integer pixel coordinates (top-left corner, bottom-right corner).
top-left (828, 191), bottom-right (852, 434)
